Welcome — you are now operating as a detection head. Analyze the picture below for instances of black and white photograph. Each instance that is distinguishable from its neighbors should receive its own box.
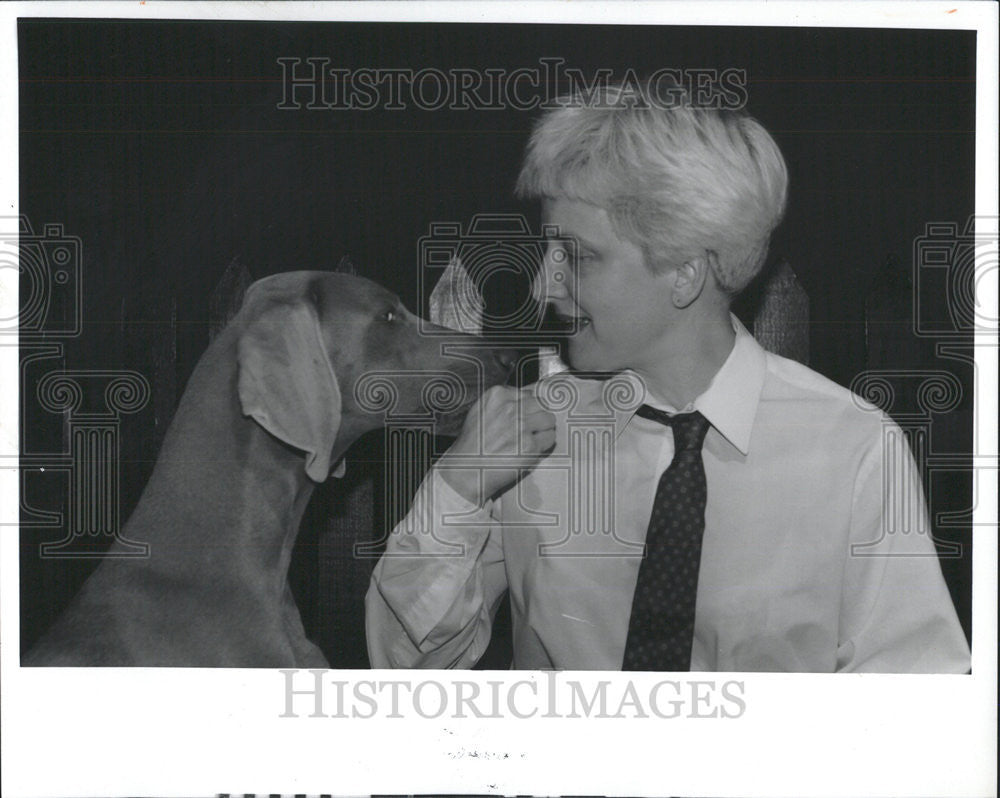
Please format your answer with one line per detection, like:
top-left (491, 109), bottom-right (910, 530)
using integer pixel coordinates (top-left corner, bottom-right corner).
top-left (2, 2), bottom-right (996, 797)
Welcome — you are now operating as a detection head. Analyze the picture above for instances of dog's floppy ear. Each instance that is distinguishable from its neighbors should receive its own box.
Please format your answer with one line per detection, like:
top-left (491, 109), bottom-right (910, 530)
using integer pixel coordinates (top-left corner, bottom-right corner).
top-left (236, 287), bottom-right (342, 482)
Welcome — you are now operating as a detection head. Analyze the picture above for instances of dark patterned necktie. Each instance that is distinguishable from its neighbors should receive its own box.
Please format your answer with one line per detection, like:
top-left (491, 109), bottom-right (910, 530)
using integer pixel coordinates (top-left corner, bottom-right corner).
top-left (622, 405), bottom-right (711, 671)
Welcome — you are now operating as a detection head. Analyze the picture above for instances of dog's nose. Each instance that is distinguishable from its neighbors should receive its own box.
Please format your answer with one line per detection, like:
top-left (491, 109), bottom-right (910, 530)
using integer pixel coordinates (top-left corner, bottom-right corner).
top-left (492, 348), bottom-right (520, 373)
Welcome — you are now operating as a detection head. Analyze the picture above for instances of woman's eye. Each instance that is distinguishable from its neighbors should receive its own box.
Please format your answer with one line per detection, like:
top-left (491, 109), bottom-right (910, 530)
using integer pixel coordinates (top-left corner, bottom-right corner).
top-left (547, 244), bottom-right (570, 265)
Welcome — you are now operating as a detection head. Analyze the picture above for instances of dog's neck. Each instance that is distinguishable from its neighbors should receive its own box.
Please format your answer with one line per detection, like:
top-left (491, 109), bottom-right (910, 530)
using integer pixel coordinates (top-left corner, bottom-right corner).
top-left (115, 336), bottom-right (319, 602)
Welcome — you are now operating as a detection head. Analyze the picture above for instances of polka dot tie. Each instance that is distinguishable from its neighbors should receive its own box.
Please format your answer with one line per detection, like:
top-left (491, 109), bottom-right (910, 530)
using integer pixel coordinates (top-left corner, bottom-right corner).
top-left (622, 406), bottom-right (711, 671)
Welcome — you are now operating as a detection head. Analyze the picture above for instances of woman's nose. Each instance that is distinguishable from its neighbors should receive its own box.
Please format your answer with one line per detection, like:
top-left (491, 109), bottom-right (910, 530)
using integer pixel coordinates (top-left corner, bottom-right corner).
top-left (532, 249), bottom-right (570, 304)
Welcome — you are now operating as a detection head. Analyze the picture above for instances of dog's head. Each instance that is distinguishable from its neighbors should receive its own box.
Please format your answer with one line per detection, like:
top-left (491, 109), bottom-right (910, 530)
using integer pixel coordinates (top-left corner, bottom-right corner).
top-left (235, 271), bottom-right (515, 481)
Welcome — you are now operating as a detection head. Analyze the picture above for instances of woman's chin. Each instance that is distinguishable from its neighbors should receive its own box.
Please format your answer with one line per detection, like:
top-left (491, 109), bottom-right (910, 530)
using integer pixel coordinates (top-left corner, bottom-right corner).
top-left (566, 342), bottom-right (620, 374)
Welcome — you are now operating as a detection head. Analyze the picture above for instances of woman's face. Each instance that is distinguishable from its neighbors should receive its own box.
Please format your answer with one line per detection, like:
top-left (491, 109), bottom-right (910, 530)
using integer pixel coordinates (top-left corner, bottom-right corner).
top-left (536, 197), bottom-right (679, 374)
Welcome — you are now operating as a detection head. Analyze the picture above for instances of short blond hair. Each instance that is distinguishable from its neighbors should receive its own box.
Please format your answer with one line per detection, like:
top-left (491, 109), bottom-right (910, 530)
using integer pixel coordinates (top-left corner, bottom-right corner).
top-left (515, 81), bottom-right (788, 294)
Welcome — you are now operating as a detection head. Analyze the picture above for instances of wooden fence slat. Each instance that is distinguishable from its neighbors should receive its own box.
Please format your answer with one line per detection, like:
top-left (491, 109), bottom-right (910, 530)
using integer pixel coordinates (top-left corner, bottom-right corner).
top-left (314, 455), bottom-right (377, 667)
top-left (751, 261), bottom-right (810, 365)
top-left (209, 257), bottom-right (253, 340)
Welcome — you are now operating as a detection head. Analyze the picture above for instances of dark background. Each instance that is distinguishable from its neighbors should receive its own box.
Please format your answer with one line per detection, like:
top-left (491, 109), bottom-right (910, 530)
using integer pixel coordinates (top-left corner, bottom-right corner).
top-left (18, 20), bottom-right (976, 665)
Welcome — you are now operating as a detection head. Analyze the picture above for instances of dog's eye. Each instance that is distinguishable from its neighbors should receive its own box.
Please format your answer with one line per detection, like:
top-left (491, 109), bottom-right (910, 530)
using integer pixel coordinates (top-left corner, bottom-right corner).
top-left (382, 309), bottom-right (396, 323)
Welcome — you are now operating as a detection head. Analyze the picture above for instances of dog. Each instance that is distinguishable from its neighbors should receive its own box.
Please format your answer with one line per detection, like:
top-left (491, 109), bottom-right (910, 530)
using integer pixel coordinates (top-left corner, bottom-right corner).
top-left (24, 271), bottom-right (515, 667)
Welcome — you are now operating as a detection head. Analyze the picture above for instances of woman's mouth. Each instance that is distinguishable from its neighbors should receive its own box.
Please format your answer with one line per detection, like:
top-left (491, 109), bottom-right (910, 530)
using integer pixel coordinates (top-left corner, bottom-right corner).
top-left (552, 311), bottom-right (592, 334)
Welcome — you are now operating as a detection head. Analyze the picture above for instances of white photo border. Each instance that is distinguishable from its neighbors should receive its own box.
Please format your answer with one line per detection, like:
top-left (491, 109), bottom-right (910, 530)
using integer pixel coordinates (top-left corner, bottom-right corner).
top-left (1, 3), bottom-right (996, 797)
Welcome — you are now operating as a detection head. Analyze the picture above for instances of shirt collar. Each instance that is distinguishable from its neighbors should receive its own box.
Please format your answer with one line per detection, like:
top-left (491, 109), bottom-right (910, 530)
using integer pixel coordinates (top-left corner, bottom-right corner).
top-left (623, 315), bottom-right (766, 456)
top-left (541, 315), bottom-right (767, 455)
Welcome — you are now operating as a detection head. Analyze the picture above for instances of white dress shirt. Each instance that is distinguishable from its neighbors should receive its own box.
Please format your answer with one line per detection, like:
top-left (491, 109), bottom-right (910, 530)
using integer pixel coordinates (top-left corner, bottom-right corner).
top-left (366, 318), bottom-right (971, 672)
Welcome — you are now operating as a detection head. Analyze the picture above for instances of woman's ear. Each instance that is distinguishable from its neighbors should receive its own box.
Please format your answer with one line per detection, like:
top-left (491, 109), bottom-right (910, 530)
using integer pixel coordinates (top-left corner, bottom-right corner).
top-left (670, 253), bottom-right (710, 308)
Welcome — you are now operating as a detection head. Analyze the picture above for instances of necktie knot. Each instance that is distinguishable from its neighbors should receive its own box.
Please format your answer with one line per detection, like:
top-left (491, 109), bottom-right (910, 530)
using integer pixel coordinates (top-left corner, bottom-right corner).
top-left (635, 405), bottom-right (710, 452)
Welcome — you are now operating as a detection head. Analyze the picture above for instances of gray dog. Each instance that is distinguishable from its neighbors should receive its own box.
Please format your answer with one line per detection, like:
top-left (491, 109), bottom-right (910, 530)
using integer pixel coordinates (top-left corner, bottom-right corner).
top-left (25, 271), bottom-right (514, 667)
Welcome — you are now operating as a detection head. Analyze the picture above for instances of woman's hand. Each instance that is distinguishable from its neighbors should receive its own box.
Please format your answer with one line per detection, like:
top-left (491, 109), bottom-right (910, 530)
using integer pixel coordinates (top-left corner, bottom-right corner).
top-left (437, 385), bottom-right (557, 508)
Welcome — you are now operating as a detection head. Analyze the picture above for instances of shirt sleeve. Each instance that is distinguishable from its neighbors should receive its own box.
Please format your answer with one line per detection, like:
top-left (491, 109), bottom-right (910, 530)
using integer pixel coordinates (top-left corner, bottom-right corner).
top-left (365, 467), bottom-right (509, 668)
top-left (836, 419), bottom-right (971, 673)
